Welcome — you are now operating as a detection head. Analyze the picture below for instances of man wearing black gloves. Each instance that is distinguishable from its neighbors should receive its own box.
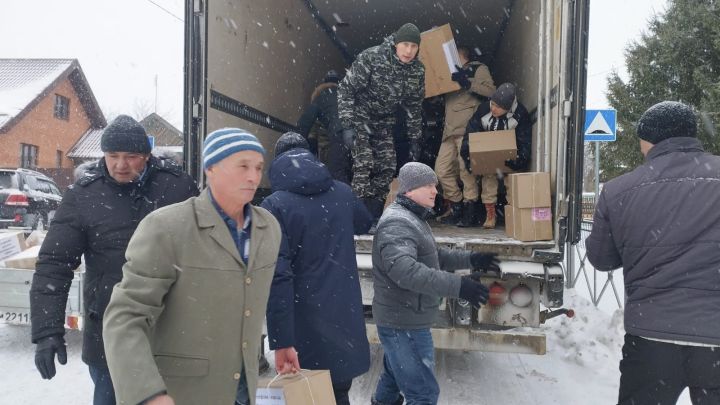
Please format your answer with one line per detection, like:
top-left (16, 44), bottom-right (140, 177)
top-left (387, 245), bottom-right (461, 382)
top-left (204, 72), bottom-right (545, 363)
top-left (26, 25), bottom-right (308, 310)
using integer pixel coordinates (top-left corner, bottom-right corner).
top-left (461, 83), bottom-right (532, 228)
top-left (371, 162), bottom-right (499, 405)
top-left (30, 115), bottom-right (198, 405)
top-left (435, 46), bottom-right (496, 227)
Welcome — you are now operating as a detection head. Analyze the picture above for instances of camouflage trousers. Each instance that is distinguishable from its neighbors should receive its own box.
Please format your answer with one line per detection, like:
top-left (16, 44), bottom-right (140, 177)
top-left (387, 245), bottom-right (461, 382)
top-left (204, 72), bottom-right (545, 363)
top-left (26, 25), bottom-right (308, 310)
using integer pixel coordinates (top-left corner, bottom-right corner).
top-left (351, 119), bottom-right (396, 201)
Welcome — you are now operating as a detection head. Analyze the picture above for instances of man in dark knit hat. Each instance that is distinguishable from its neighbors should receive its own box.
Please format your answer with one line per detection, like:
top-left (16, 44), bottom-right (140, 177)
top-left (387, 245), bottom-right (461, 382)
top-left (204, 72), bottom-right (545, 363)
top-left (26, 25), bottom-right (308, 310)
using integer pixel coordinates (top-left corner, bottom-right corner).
top-left (460, 82), bottom-right (532, 228)
top-left (30, 114), bottom-right (198, 405)
top-left (586, 101), bottom-right (720, 405)
top-left (103, 128), bottom-right (281, 405)
top-left (337, 23), bottom-right (425, 229)
top-left (370, 162), bottom-right (499, 405)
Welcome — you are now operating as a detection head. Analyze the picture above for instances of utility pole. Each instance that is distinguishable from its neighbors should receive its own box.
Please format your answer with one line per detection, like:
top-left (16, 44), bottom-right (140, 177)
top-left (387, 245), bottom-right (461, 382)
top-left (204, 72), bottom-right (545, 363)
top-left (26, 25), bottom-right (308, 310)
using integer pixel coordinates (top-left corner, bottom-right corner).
top-left (154, 74), bottom-right (159, 113)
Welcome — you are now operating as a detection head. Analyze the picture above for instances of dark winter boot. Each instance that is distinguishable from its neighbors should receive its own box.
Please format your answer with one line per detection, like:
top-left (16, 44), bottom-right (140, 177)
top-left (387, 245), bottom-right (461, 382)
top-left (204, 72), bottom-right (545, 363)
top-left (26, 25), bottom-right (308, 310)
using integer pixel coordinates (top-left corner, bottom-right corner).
top-left (440, 201), bottom-right (463, 225)
top-left (457, 201), bottom-right (478, 227)
top-left (483, 203), bottom-right (496, 229)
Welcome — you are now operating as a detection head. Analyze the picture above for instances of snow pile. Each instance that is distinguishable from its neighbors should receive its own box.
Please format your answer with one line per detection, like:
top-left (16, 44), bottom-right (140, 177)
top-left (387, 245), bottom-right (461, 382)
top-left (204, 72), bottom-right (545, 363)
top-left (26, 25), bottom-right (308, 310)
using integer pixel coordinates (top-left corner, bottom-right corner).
top-left (0, 289), bottom-right (692, 404)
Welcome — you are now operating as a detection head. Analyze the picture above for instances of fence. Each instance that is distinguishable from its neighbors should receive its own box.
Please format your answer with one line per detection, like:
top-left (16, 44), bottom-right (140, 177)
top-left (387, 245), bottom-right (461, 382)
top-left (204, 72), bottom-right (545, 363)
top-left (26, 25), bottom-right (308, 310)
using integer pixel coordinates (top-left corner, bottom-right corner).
top-left (565, 220), bottom-right (623, 309)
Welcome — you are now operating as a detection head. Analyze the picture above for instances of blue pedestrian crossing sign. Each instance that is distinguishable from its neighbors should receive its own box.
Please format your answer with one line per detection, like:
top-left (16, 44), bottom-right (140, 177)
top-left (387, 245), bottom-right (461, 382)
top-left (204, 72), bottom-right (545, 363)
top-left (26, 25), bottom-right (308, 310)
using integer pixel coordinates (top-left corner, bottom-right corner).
top-left (148, 135), bottom-right (155, 150)
top-left (584, 109), bottom-right (616, 142)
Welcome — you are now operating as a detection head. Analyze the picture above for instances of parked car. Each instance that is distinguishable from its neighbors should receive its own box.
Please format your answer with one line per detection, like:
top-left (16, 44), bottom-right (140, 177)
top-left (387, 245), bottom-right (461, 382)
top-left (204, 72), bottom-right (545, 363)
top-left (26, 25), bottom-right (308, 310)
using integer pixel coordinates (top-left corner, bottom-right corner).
top-left (0, 168), bottom-right (63, 230)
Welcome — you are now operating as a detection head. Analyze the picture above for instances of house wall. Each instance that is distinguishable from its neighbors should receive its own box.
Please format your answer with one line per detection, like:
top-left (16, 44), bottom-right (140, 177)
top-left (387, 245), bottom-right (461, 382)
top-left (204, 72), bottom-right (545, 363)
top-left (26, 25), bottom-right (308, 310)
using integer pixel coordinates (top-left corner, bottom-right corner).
top-left (0, 77), bottom-right (92, 170)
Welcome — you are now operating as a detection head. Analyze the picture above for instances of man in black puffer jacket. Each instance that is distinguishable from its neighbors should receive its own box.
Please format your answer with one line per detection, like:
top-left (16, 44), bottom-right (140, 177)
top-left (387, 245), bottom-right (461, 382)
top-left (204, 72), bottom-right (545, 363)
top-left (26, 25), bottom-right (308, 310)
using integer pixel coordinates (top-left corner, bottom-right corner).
top-left (371, 162), bottom-right (500, 405)
top-left (586, 101), bottom-right (720, 405)
top-left (29, 115), bottom-right (198, 405)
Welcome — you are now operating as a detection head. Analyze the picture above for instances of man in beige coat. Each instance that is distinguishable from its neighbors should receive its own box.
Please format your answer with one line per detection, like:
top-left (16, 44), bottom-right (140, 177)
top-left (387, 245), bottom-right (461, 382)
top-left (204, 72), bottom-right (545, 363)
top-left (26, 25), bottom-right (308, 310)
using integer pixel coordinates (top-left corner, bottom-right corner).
top-left (103, 128), bottom-right (281, 405)
top-left (435, 46), bottom-right (495, 227)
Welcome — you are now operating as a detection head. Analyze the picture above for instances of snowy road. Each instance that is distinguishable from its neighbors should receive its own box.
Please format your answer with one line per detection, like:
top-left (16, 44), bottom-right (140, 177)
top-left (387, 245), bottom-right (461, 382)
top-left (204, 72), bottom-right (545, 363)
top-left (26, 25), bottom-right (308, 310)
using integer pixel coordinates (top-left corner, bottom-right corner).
top-left (0, 290), bottom-right (691, 404)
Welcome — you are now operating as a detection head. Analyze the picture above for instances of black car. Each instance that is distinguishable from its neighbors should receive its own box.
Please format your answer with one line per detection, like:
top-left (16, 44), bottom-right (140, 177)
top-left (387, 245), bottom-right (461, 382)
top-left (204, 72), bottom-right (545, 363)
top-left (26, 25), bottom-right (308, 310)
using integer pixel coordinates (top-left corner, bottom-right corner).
top-left (0, 168), bottom-right (63, 230)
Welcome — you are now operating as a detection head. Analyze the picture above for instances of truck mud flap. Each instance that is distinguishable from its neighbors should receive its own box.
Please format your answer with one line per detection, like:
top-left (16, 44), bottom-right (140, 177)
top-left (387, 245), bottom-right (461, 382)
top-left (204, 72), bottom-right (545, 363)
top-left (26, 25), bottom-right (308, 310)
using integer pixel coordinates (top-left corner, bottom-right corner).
top-left (365, 323), bottom-right (546, 355)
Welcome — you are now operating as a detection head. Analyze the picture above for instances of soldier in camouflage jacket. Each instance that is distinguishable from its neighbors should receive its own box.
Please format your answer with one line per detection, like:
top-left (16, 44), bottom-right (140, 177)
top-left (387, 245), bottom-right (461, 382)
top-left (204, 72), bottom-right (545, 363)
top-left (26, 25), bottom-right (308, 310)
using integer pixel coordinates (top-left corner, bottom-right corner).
top-left (337, 23), bottom-right (425, 222)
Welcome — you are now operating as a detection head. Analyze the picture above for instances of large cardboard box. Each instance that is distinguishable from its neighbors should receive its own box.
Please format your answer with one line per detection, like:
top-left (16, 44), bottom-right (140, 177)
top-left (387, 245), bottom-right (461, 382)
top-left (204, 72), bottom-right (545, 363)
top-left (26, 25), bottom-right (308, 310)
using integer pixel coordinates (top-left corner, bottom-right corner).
top-left (256, 370), bottom-right (336, 405)
top-left (384, 178), bottom-right (399, 210)
top-left (468, 130), bottom-right (517, 175)
top-left (505, 205), bottom-right (553, 242)
top-left (418, 24), bottom-right (462, 98)
top-left (506, 172), bottom-right (551, 208)
top-left (0, 230), bottom-right (27, 264)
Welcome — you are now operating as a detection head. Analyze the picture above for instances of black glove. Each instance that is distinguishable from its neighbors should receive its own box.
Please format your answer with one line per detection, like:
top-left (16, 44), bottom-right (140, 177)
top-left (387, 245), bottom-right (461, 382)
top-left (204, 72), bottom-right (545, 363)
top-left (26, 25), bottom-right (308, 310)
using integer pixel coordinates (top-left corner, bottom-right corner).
top-left (451, 66), bottom-right (471, 89)
top-left (409, 141), bottom-right (422, 162)
top-left (470, 252), bottom-right (501, 273)
top-left (340, 128), bottom-right (357, 149)
top-left (35, 335), bottom-right (67, 380)
top-left (505, 157), bottom-right (529, 171)
top-left (458, 272), bottom-right (489, 308)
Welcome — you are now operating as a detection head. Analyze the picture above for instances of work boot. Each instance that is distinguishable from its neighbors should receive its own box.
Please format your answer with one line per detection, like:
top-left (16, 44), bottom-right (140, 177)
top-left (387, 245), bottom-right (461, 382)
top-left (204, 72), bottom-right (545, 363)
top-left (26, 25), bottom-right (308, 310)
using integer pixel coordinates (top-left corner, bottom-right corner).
top-left (457, 201), bottom-right (477, 228)
top-left (483, 203), bottom-right (496, 229)
top-left (440, 201), bottom-right (463, 225)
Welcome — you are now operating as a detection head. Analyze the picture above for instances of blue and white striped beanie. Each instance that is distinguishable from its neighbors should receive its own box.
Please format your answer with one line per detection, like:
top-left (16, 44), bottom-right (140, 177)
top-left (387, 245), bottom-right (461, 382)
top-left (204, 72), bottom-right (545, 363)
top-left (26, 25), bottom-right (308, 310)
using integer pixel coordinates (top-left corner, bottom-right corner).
top-left (203, 128), bottom-right (266, 169)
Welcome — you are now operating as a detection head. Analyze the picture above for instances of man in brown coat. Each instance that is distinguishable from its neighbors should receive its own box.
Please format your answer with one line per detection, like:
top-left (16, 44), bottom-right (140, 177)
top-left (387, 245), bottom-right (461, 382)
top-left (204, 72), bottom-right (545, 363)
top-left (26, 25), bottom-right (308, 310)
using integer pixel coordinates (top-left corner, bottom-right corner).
top-left (103, 128), bottom-right (281, 405)
top-left (434, 47), bottom-right (495, 226)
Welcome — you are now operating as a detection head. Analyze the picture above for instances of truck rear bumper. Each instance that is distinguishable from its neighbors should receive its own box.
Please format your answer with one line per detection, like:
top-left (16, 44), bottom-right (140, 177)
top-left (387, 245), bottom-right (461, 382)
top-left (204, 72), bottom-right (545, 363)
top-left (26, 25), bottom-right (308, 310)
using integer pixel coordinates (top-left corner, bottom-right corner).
top-left (365, 323), bottom-right (546, 355)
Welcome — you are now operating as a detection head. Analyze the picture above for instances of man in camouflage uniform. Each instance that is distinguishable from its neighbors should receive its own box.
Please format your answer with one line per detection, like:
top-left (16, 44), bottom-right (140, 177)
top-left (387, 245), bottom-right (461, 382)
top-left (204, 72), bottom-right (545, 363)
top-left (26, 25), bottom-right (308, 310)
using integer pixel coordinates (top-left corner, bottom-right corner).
top-left (337, 23), bottom-right (425, 223)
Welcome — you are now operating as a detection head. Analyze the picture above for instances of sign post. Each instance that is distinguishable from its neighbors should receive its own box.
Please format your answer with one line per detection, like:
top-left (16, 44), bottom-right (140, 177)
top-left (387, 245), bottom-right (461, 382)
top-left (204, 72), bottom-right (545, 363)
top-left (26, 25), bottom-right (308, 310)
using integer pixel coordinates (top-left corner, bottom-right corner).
top-left (583, 109), bottom-right (617, 199)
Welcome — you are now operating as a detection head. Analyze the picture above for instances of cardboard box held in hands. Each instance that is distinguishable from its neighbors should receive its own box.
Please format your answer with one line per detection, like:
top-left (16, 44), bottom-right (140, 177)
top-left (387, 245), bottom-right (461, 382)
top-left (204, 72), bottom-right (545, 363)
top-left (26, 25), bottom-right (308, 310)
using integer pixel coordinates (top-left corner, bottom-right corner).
top-left (419, 23), bottom-right (462, 98)
top-left (468, 129), bottom-right (517, 175)
top-left (257, 370), bottom-right (336, 405)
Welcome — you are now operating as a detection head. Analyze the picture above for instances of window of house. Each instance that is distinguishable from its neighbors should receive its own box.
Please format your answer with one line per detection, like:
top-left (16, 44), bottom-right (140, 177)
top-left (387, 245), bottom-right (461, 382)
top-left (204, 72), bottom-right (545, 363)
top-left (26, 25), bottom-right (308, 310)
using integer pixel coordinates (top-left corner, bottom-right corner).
top-left (54, 94), bottom-right (69, 120)
top-left (20, 144), bottom-right (39, 169)
top-left (56, 150), bottom-right (63, 168)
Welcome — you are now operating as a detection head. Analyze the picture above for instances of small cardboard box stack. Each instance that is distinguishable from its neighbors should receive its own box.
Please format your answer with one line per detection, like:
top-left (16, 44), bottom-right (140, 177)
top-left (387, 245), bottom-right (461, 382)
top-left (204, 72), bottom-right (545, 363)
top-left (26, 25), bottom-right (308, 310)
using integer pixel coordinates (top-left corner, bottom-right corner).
top-left (256, 370), bottom-right (336, 405)
top-left (418, 23), bottom-right (462, 98)
top-left (0, 230), bottom-right (46, 269)
top-left (505, 172), bottom-right (553, 241)
top-left (467, 129), bottom-right (517, 175)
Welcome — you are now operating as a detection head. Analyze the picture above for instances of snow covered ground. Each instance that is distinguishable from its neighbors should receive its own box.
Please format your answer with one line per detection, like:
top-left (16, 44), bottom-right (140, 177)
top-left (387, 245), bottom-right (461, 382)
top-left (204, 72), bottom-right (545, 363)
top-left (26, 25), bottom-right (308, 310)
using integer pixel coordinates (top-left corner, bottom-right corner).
top-left (0, 288), bottom-right (692, 404)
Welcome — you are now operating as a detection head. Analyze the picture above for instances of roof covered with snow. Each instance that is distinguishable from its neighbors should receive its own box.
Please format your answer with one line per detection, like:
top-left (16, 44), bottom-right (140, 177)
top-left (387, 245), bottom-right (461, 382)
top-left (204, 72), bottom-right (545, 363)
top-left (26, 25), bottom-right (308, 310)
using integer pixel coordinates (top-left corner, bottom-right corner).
top-left (66, 128), bottom-right (104, 160)
top-left (0, 59), bottom-right (106, 132)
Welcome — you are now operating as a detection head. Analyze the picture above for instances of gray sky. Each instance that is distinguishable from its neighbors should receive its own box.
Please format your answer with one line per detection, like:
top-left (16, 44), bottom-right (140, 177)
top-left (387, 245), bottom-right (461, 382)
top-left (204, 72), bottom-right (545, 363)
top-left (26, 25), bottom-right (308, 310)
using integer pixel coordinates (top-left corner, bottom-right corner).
top-left (0, 0), bottom-right (668, 129)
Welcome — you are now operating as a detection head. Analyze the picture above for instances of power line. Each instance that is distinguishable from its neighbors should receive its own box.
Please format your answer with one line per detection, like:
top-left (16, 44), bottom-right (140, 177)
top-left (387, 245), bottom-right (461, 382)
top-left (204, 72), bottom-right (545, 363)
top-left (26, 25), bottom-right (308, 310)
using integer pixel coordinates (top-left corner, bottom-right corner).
top-left (145, 0), bottom-right (184, 23)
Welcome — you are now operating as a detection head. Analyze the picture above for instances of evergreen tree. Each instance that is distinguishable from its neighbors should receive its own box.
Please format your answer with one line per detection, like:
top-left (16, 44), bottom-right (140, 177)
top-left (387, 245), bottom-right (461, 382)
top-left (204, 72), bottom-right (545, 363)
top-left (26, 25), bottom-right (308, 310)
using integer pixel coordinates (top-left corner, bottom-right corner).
top-left (603, 0), bottom-right (720, 180)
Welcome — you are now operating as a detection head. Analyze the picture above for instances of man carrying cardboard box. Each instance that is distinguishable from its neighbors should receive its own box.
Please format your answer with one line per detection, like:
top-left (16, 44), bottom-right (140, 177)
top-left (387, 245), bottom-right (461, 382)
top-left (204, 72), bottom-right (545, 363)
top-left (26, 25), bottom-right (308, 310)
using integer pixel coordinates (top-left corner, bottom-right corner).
top-left (460, 83), bottom-right (532, 228)
top-left (337, 23), bottom-right (425, 230)
top-left (434, 46), bottom-right (496, 226)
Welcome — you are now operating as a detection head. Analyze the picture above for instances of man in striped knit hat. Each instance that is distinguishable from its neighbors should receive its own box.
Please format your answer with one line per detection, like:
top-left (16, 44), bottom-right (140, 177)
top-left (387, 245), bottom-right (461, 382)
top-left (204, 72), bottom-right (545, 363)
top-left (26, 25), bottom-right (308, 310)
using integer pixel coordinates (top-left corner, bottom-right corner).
top-left (103, 128), bottom-right (282, 405)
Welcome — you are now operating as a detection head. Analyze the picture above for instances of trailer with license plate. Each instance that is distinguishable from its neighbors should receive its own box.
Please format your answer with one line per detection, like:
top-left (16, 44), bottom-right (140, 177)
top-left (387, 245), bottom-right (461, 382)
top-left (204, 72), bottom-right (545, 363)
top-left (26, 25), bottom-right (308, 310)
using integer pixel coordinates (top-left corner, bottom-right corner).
top-left (0, 266), bottom-right (84, 330)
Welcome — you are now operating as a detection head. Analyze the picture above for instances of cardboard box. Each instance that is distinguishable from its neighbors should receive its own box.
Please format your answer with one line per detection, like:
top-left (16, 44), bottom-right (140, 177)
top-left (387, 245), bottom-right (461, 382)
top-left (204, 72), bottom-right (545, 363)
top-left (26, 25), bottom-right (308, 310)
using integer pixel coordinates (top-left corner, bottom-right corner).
top-left (0, 230), bottom-right (27, 263)
top-left (384, 178), bottom-right (399, 210)
top-left (468, 130), bottom-right (517, 175)
top-left (3, 245), bottom-right (41, 269)
top-left (418, 24), bottom-right (462, 98)
top-left (505, 205), bottom-right (553, 242)
top-left (256, 370), bottom-right (336, 405)
top-left (506, 172), bottom-right (551, 208)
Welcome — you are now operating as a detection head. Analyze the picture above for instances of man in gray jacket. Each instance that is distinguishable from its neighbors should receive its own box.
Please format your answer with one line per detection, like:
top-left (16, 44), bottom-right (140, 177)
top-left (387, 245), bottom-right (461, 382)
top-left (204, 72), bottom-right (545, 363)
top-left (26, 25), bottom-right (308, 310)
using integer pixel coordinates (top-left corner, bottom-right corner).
top-left (586, 101), bottom-right (720, 405)
top-left (371, 162), bottom-right (500, 405)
